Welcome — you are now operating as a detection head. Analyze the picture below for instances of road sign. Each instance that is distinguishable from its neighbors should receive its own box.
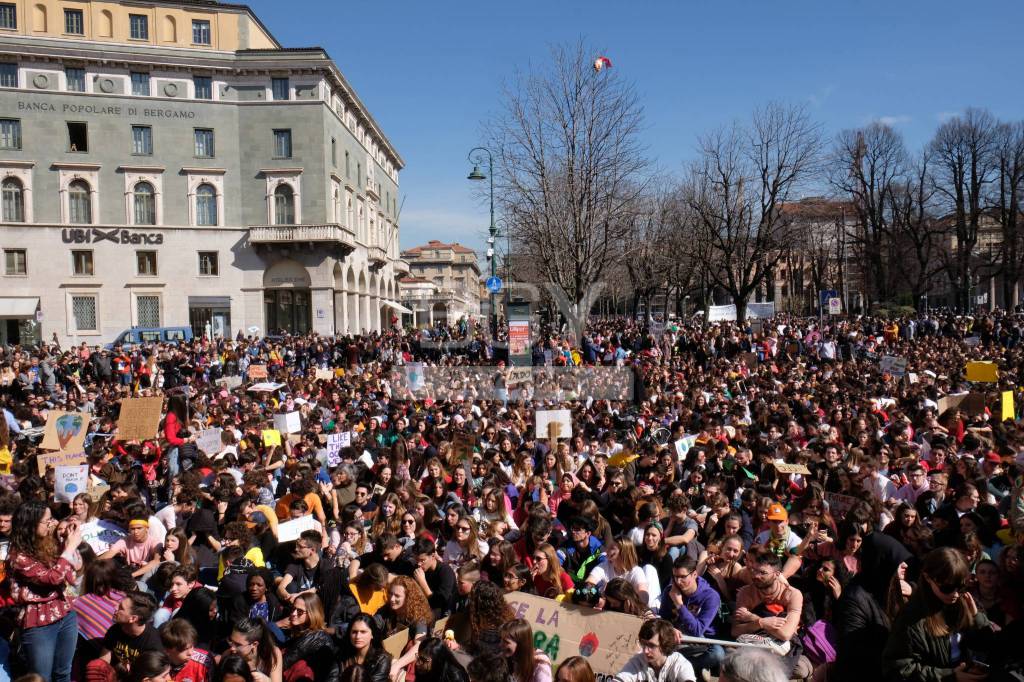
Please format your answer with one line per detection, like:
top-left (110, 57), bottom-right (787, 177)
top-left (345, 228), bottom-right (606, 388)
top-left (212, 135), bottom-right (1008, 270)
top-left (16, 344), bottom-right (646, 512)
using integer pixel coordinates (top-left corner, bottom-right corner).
top-left (819, 289), bottom-right (839, 309)
top-left (828, 298), bottom-right (841, 315)
top-left (486, 276), bottom-right (503, 294)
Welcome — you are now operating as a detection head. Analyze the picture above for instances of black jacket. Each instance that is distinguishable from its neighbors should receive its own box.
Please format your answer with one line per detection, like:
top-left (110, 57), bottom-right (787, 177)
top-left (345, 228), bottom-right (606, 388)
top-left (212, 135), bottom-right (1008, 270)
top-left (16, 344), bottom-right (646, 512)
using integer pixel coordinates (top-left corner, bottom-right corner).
top-left (283, 630), bottom-right (339, 682)
top-left (832, 582), bottom-right (889, 682)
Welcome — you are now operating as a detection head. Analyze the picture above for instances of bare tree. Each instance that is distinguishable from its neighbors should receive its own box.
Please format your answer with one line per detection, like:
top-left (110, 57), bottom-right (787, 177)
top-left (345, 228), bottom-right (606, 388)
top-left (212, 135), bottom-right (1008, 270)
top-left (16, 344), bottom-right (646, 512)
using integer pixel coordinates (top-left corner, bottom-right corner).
top-left (828, 123), bottom-right (907, 309)
top-left (928, 108), bottom-right (999, 310)
top-left (993, 121), bottom-right (1024, 308)
top-left (889, 151), bottom-right (945, 309)
top-left (487, 41), bottom-right (649, 310)
top-left (685, 103), bottom-right (822, 322)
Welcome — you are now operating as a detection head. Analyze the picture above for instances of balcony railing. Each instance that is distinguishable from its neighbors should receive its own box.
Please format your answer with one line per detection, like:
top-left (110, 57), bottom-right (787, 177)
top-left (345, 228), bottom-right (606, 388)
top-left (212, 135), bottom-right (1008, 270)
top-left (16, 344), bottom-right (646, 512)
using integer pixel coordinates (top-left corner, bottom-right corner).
top-left (394, 259), bottom-right (410, 275)
top-left (249, 224), bottom-right (356, 250)
top-left (367, 245), bottom-right (387, 264)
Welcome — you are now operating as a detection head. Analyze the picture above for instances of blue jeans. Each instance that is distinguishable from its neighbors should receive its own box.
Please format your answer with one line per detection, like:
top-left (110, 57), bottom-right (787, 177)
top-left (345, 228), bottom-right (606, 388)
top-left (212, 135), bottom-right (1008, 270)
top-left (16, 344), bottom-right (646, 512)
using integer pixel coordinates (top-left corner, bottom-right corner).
top-left (678, 643), bottom-right (725, 678)
top-left (21, 610), bottom-right (77, 682)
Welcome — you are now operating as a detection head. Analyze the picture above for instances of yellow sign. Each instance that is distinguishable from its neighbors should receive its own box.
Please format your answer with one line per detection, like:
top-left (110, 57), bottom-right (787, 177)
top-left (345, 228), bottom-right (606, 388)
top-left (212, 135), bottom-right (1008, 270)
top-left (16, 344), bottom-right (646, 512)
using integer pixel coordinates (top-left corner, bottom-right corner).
top-left (1002, 391), bottom-right (1015, 422)
top-left (261, 429), bottom-right (282, 447)
top-left (965, 361), bottom-right (998, 383)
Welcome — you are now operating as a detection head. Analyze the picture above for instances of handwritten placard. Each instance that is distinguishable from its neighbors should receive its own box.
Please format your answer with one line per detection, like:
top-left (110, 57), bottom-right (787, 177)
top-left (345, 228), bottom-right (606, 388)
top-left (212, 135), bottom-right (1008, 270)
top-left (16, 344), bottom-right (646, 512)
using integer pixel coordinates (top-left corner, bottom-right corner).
top-left (277, 514), bottom-right (318, 543)
top-left (54, 465), bottom-right (89, 503)
top-left (117, 397), bottom-right (163, 441)
top-left (37, 450), bottom-right (86, 476)
top-left (248, 364), bottom-right (268, 380)
top-left (261, 429), bottom-right (282, 447)
top-left (315, 368), bottom-right (334, 381)
top-left (774, 462), bottom-right (811, 475)
top-left (273, 411), bottom-right (302, 434)
top-left (195, 428), bottom-right (223, 456)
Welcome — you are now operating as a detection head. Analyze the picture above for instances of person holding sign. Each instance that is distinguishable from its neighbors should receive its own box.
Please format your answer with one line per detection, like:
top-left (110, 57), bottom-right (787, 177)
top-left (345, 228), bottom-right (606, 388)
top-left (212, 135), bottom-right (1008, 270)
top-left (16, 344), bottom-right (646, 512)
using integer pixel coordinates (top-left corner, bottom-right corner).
top-left (8, 500), bottom-right (83, 682)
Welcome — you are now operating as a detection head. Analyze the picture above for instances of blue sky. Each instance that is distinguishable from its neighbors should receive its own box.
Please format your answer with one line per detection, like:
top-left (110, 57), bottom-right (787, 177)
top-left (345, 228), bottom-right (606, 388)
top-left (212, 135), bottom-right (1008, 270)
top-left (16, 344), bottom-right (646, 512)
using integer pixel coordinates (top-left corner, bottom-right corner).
top-left (250, 0), bottom-right (1024, 254)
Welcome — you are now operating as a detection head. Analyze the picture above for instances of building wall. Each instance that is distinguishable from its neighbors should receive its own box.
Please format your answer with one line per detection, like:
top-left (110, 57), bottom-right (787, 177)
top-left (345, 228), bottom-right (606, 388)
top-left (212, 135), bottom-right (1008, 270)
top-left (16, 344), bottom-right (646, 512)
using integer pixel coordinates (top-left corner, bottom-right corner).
top-left (0, 0), bottom-right (405, 345)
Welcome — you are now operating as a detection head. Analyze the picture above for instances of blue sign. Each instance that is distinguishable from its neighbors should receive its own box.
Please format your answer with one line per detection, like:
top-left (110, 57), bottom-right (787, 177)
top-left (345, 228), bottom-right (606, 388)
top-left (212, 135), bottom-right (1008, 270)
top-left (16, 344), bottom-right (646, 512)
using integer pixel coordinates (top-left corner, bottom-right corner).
top-left (819, 289), bottom-right (839, 308)
top-left (486, 276), bottom-right (503, 294)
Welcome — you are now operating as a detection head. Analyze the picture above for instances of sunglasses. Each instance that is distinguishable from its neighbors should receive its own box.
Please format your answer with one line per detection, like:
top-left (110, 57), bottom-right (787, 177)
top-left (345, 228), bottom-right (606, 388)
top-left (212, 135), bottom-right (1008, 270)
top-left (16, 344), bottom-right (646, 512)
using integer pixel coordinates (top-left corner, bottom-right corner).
top-left (456, 526), bottom-right (471, 533)
top-left (936, 580), bottom-right (966, 595)
top-left (402, 519), bottom-right (416, 525)
top-left (532, 555), bottom-right (547, 562)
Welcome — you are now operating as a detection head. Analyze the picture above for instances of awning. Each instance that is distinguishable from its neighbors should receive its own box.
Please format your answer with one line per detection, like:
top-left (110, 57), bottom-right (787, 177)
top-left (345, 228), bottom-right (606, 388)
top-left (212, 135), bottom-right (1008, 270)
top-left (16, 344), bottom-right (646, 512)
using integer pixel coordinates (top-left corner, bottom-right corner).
top-left (0, 297), bottom-right (38, 319)
top-left (381, 300), bottom-right (414, 315)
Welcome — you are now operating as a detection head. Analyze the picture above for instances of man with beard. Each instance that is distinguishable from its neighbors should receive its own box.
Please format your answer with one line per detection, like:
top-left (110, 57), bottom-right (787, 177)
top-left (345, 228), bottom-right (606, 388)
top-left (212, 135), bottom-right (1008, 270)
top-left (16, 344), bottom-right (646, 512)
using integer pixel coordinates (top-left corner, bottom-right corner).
top-left (732, 550), bottom-right (803, 673)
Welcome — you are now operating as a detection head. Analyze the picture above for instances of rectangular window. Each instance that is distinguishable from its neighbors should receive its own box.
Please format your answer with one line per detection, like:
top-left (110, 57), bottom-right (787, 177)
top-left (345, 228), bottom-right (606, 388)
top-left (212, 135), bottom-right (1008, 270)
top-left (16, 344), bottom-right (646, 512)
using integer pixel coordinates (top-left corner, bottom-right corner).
top-left (67, 121), bottom-right (87, 152)
top-left (65, 67), bottom-right (85, 92)
top-left (71, 295), bottom-right (97, 332)
top-left (137, 295), bottom-right (160, 326)
top-left (198, 251), bottom-right (218, 276)
top-left (271, 77), bottom-right (289, 101)
top-left (273, 129), bottom-right (292, 158)
top-left (0, 63), bottom-right (16, 88)
top-left (64, 8), bottom-right (83, 35)
top-left (130, 72), bottom-right (150, 96)
top-left (0, 4), bottom-right (16, 29)
top-left (0, 118), bottom-right (20, 149)
top-left (131, 125), bottom-right (152, 155)
top-left (331, 138), bottom-right (336, 167)
top-left (194, 128), bottom-right (214, 158)
top-left (193, 75), bottom-right (212, 100)
top-left (72, 250), bottom-right (93, 276)
top-left (136, 250), bottom-right (157, 276)
top-left (345, 151), bottom-right (350, 178)
top-left (192, 19), bottom-right (210, 45)
top-left (129, 14), bottom-right (148, 40)
top-left (3, 248), bottom-right (25, 275)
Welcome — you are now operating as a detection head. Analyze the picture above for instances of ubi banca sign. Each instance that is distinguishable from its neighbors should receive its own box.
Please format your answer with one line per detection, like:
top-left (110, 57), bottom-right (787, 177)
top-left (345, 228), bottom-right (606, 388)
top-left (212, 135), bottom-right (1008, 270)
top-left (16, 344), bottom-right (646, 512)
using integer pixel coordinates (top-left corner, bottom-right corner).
top-left (61, 228), bottom-right (164, 245)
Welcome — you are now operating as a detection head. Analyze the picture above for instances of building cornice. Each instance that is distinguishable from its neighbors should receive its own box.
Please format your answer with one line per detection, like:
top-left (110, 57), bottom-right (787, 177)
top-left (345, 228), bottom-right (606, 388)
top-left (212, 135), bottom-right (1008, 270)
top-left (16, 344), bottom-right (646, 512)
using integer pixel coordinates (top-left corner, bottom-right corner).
top-left (50, 162), bottom-right (102, 170)
top-left (0, 160), bottom-right (35, 168)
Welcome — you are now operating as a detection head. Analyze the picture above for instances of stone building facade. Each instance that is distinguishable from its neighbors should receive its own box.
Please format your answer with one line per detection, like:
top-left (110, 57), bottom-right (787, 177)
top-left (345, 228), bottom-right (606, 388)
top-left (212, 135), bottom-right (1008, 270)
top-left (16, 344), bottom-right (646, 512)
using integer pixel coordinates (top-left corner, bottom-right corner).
top-left (0, 0), bottom-right (408, 345)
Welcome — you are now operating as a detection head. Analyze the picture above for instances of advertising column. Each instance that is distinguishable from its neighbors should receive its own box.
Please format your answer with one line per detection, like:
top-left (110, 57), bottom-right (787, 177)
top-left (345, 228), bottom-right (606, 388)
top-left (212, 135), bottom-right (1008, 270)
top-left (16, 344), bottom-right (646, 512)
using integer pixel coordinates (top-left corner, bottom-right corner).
top-left (506, 302), bottom-right (532, 367)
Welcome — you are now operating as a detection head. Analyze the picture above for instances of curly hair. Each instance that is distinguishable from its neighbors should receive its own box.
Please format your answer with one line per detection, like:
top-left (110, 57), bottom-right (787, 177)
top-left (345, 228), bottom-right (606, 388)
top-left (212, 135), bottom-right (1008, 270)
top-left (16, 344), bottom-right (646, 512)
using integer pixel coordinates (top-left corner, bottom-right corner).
top-left (468, 580), bottom-right (514, 643)
top-left (389, 575), bottom-right (434, 629)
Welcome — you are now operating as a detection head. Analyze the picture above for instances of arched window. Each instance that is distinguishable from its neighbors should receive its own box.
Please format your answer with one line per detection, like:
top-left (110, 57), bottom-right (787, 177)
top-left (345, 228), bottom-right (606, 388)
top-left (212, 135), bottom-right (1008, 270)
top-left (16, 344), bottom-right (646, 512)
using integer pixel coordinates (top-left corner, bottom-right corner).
top-left (274, 183), bottom-right (295, 225)
top-left (133, 181), bottom-right (155, 225)
top-left (196, 183), bottom-right (217, 226)
top-left (68, 179), bottom-right (91, 224)
top-left (1, 177), bottom-right (24, 223)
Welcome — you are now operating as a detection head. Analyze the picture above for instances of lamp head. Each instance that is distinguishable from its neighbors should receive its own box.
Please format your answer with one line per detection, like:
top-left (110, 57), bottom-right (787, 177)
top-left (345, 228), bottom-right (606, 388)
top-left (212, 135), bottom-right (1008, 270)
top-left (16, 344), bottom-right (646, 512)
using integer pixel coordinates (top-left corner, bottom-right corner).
top-left (467, 165), bottom-right (486, 181)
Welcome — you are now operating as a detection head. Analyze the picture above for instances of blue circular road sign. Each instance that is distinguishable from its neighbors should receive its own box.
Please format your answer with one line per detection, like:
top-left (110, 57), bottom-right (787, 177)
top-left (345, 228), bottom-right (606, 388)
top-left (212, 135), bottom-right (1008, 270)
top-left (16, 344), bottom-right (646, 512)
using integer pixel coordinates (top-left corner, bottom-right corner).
top-left (486, 276), bottom-right (503, 294)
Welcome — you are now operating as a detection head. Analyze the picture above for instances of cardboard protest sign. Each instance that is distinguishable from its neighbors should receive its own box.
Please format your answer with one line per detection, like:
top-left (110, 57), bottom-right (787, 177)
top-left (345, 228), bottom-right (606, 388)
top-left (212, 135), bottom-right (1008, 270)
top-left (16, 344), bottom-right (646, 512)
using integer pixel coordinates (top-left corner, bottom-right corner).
top-left (277, 514), bottom-right (318, 543)
top-left (37, 450), bottom-right (86, 476)
top-left (880, 356), bottom-right (908, 378)
top-left (196, 428), bottom-right (223, 456)
top-left (740, 352), bottom-right (759, 370)
top-left (964, 336), bottom-right (982, 347)
top-left (1002, 391), bottom-right (1015, 422)
top-left (273, 411), bottom-right (302, 434)
top-left (314, 368), bottom-right (334, 381)
top-left (40, 411), bottom-right (89, 454)
top-left (966, 361), bottom-right (998, 383)
top-left (937, 393), bottom-right (968, 415)
top-left (86, 482), bottom-right (110, 503)
top-left (774, 462), bottom-right (811, 475)
top-left (960, 392), bottom-right (987, 416)
top-left (504, 591), bottom-right (642, 675)
top-left (383, 617), bottom-right (449, 660)
top-left (117, 397), bottom-right (163, 441)
top-left (261, 429), bottom-right (282, 447)
top-left (453, 432), bottom-right (476, 462)
top-left (248, 364), bottom-right (268, 380)
top-left (507, 366), bottom-right (534, 386)
top-left (536, 409), bottom-right (572, 440)
top-left (825, 492), bottom-right (860, 521)
top-left (54, 465), bottom-right (89, 503)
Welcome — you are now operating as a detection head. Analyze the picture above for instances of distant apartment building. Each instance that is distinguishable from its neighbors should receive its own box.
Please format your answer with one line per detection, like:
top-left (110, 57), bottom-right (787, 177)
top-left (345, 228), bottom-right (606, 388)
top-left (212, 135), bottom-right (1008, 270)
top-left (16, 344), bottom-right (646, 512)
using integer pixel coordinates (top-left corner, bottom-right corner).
top-left (399, 239), bottom-right (480, 326)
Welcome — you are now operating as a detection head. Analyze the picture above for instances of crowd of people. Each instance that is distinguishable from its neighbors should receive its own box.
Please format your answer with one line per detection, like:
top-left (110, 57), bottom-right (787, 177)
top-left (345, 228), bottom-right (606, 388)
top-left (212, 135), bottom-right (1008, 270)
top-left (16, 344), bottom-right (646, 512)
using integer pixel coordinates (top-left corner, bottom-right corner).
top-left (0, 309), bottom-right (1023, 682)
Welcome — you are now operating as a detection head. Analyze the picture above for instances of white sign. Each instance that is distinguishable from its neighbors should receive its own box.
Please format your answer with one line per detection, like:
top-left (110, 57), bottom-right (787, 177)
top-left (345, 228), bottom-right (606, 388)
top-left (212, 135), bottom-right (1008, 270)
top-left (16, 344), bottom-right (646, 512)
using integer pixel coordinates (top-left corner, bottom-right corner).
top-left (274, 411), bottom-right (302, 434)
top-left (248, 382), bottom-right (286, 392)
top-left (196, 428), bottom-right (223, 456)
top-left (54, 465), bottom-right (89, 503)
top-left (675, 434), bottom-right (699, 458)
top-left (828, 297), bottom-right (841, 315)
top-left (880, 355), bottom-right (908, 377)
top-left (535, 409), bottom-right (572, 439)
top-left (326, 432), bottom-right (351, 467)
top-left (277, 514), bottom-right (318, 543)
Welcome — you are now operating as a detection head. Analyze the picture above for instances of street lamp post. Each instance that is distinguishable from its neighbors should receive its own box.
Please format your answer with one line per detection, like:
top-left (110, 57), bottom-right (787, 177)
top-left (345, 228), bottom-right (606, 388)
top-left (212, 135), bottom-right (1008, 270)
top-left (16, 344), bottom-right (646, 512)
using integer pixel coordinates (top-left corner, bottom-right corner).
top-left (467, 147), bottom-right (497, 337)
